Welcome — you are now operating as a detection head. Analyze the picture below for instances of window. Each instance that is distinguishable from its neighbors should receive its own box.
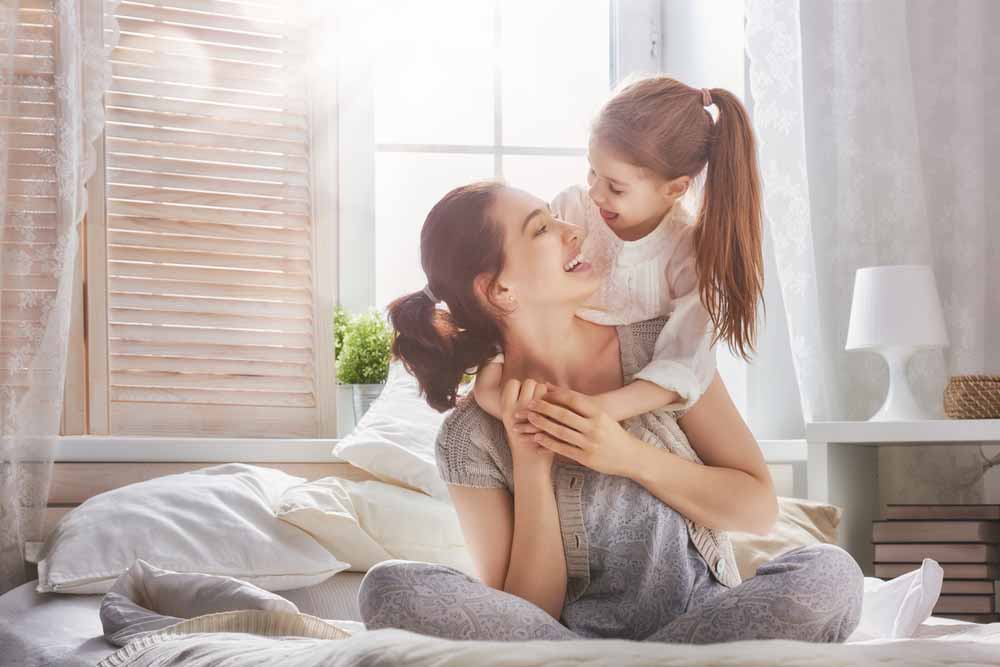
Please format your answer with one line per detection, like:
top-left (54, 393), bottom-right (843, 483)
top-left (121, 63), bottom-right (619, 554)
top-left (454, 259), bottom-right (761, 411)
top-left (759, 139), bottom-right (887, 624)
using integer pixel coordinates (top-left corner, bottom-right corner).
top-left (83, 0), bottom-right (336, 437)
top-left (68, 1), bottom-right (749, 440)
top-left (339, 0), bottom-right (612, 311)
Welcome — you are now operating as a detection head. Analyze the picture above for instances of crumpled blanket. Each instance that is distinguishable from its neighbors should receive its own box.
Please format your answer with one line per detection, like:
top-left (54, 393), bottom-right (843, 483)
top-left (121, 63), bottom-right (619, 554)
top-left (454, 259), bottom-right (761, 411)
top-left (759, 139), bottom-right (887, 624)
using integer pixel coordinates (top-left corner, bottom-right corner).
top-left (99, 559), bottom-right (349, 646)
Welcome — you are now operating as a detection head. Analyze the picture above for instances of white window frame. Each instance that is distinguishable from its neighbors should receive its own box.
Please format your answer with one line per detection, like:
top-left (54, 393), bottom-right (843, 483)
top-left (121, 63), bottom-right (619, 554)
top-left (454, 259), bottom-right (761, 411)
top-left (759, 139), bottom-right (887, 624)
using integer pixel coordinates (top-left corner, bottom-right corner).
top-left (337, 1), bottom-right (661, 314)
top-left (62, 1), bottom-right (759, 456)
top-left (334, 1), bottom-right (752, 427)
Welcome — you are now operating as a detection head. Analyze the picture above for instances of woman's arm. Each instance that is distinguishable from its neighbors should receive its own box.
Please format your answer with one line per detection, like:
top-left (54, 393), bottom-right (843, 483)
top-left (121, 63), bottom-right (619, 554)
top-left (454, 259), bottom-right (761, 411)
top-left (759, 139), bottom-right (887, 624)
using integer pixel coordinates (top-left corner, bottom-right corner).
top-left (634, 374), bottom-right (777, 535)
top-left (523, 376), bottom-right (777, 535)
top-left (447, 468), bottom-right (566, 619)
top-left (448, 378), bottom-right (568, 620)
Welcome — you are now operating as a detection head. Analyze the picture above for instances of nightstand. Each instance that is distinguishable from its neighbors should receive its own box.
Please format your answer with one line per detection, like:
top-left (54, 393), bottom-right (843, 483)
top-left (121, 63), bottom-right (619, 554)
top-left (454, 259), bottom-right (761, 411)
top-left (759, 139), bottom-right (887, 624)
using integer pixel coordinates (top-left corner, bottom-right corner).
top-left (805, 419), bottom-right (1000, 575)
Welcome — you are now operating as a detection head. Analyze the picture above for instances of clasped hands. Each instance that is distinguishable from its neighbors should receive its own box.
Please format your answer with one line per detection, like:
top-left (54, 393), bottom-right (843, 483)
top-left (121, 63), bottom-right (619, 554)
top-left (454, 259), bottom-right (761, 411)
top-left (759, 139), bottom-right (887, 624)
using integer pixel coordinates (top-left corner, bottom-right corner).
top-left (500, 378), bottom-right (641, 478)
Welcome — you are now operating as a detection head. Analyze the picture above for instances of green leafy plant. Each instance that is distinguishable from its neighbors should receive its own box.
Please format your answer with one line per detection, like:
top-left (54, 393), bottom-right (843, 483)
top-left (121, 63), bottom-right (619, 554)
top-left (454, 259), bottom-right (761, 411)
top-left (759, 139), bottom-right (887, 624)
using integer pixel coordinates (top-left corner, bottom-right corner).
top-left (336, 309), bottom-right (393, 385)
top-left (333, 305), bottom-right (350, 361)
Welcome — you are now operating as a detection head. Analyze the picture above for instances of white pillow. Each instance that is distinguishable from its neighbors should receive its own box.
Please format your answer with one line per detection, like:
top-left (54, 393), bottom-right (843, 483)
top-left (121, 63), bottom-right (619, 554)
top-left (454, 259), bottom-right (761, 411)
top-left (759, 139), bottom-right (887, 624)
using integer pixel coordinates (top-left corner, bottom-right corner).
top-left (275, 477), bottom-right (393, 572)
top-left (277, 477), bottom-right (474, 575)
top-left (333, 361), bottom-right (451, 500)
top-left (36, 463), bottom-right (348, 594)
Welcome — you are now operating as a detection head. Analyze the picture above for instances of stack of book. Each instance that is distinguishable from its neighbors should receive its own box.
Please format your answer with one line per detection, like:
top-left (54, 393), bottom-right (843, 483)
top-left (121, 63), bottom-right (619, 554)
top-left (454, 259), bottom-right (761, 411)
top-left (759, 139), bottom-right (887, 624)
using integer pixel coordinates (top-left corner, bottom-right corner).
top-left (873, 504), bottom-right (1000, 623)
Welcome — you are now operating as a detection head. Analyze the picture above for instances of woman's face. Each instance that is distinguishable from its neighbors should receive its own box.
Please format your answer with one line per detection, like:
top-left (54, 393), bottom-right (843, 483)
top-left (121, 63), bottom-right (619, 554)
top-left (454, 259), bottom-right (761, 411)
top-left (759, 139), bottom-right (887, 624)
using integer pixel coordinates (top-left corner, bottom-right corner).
top-left (488, 187), bottom-right (602, 313)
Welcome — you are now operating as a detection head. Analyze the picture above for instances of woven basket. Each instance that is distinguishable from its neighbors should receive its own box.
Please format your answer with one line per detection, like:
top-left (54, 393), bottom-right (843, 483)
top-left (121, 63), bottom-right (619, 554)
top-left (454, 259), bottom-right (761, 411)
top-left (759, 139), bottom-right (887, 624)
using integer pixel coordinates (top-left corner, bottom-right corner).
top-left (944, 375), bottom-right (1000, 419)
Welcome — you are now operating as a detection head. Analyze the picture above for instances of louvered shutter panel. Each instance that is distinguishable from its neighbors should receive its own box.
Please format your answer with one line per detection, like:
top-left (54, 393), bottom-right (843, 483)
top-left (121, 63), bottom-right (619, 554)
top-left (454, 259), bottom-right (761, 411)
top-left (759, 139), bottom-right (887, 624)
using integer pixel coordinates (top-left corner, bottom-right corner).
top-left (99, 0), bottom-right (327, 436)
top-left (3, 0), bottom-right (59, 409)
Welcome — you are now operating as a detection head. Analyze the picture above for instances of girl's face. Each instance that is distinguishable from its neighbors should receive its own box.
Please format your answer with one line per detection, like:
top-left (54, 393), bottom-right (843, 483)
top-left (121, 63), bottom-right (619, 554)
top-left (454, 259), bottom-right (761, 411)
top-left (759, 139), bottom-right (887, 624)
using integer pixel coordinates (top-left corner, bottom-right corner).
top-left (586, 140), bottom-right (685, 241)
top-left (487, 187), bottom-right (602, 312)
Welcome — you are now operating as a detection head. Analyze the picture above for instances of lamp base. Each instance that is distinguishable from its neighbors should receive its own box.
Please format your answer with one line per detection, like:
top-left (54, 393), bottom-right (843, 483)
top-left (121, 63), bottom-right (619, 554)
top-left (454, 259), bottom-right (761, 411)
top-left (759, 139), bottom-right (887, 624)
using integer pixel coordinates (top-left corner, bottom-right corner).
top-left (869, 347), bottom-right (933, 421)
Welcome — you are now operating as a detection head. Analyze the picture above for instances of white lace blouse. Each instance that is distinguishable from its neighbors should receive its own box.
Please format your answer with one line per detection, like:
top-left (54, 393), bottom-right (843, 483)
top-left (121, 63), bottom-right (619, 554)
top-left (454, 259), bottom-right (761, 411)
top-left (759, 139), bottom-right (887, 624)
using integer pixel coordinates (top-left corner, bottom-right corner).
top-left (551, 185), bottom-right (716, 409)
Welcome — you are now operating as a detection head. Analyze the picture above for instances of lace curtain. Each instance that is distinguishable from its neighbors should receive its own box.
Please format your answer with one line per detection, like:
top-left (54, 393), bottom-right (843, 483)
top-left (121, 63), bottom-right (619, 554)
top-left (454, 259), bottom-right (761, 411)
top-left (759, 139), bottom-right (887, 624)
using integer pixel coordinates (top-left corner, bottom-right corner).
top-left (746, 0), bottom-right (999, 422)
top-left (0, 0), bottom-right (118, 595)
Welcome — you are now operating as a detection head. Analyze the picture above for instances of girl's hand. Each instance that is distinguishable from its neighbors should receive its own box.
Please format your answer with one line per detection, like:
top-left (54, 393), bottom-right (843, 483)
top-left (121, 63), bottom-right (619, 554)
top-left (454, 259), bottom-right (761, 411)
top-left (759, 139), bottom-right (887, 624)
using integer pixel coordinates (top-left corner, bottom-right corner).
top-left (517, 384), bottom-right (644, 478)
top-left (501, 378), bottom-right (553, 471)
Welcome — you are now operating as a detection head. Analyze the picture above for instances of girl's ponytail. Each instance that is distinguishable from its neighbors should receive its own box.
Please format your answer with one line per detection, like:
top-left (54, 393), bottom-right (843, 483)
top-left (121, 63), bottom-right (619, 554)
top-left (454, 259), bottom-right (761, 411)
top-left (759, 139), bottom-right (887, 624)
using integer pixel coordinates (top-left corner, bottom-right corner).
top-left (592, 76), bottom-right (763, 359)
top-left (695, 88), bottom-right (763, 360)
top-left (388, 181), bottom-right (507, 412)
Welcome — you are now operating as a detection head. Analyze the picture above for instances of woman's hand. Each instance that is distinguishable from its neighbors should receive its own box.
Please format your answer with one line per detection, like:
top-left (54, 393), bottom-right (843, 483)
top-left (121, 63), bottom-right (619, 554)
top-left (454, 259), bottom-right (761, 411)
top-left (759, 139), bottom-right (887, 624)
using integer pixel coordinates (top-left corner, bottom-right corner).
top-left (518, 384), bottom-right (645, 478)
top-left (501, 378), bottom-right (554, 472)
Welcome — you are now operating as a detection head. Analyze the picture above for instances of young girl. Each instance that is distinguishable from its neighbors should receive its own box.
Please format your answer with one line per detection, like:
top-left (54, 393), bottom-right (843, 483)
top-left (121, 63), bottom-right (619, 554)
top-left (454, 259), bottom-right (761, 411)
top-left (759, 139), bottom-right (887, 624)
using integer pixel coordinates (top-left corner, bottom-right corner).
top-left (473, 75), bottom-right (762, 422)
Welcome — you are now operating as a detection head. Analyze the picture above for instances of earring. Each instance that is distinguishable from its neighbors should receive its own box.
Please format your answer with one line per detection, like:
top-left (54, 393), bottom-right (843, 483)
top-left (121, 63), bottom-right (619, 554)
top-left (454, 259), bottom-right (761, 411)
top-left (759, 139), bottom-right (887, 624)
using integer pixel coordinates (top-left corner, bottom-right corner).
top-left (508, 294), bottom-right (515, 302)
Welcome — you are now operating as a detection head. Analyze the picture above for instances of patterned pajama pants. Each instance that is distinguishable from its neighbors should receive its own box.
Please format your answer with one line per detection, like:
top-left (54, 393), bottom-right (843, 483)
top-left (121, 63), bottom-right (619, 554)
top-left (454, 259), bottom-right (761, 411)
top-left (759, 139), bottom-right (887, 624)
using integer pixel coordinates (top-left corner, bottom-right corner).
top-left (358, 544), bottom-right (863, 644)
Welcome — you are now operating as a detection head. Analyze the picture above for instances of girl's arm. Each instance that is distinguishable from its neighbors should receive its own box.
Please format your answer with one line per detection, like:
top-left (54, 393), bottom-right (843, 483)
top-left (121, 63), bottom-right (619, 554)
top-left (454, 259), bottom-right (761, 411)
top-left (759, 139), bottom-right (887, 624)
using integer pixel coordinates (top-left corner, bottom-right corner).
top-left (593, 380), bottom-right (680, 422)
top-left (523, 376), bottom-right (777, 536)
top-left (631, 225), bottom-right (717, 412)
top-left (472, 358), bottom-right (504, 419)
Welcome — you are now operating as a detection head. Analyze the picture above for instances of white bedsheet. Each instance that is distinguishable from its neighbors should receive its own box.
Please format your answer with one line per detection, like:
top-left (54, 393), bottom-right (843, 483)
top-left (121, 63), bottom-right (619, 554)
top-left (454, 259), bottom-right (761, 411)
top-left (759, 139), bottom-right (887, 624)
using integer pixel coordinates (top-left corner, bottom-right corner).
top-left (93, 563), bottom-right (1000, 667)
top-left (0, 573), bottom-right (365, 667)
top-left (3, 569), bottom-right (1000, 667)
top-left (97, 616), bottom-right (1000, 667)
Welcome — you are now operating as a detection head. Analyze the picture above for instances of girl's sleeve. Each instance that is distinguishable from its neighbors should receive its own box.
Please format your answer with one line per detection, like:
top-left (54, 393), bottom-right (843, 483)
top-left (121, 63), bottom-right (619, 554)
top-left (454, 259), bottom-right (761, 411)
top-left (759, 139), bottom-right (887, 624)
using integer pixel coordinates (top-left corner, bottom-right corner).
top-left (632, 224), bottom-right (717, 410)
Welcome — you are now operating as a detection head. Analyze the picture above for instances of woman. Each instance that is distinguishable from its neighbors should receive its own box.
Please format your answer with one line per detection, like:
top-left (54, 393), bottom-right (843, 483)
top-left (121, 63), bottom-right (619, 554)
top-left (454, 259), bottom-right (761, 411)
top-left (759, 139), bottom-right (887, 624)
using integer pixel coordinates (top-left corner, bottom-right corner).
top-left (359, 182), bottom-right (862, 644)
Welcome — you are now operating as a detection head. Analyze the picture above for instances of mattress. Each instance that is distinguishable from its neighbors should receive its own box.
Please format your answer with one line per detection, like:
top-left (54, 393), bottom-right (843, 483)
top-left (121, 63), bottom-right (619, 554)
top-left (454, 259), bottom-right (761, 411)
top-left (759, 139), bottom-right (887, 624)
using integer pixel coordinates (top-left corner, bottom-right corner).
top-left (0, 573), bottom-right (366, 667)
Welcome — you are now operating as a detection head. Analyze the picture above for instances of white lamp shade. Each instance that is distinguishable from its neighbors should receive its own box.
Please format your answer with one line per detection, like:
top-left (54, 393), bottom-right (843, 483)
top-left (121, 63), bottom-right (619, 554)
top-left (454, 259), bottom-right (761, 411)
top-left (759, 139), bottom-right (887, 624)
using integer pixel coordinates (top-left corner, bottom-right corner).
top-left (845, 264), bottom-right (949, 350)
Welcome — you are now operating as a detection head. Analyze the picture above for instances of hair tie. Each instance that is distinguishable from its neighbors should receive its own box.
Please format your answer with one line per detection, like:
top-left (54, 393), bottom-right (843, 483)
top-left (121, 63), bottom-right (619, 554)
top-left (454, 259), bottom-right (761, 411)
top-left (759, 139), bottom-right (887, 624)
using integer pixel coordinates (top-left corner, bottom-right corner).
top-left (422, 284), bottom-right (440, 303)
top-left (701, 88), bottom-right (713, 107)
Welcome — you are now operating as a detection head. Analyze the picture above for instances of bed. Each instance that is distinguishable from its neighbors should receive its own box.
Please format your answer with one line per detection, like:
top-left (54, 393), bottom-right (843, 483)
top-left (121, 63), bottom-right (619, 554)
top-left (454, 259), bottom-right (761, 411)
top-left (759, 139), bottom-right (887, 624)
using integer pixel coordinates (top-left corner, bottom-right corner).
top-left (2, 367), bottom-right (999, 666)
top-left (1, 574), bottom-right (999, 667)
top-left (2, 454), bottom-right (999, 667)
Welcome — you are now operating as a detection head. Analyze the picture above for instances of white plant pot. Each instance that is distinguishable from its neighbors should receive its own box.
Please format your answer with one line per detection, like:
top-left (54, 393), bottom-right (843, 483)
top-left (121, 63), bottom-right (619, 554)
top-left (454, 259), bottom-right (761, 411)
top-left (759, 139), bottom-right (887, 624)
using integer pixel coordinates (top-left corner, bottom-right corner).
top-left (351, 383), bottom-right (384, 422)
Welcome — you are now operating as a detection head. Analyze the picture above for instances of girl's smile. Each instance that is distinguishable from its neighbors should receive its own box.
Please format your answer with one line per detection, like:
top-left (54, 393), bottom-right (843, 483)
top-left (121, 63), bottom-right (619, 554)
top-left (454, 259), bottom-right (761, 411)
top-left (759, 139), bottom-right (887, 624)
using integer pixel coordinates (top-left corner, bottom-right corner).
top-left (599, 208), bottom-right (619, 222)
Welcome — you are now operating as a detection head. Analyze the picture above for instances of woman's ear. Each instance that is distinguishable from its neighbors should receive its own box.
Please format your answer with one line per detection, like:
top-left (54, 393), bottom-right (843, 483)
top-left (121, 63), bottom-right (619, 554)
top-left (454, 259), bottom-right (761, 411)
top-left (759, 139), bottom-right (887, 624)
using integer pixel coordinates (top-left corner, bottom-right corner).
top-left (473, 273), bottom-right (515, 311)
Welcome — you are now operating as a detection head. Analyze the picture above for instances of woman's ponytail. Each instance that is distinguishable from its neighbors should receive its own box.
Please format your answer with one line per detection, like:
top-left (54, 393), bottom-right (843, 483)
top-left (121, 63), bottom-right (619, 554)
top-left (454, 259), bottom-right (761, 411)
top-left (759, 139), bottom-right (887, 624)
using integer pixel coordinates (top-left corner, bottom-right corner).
top-left (388, 290), bottom-right (496, 412)
top-left (695, 88), bottom-right (763, 360)
top-left (387, 181), bottom-right (507, 412)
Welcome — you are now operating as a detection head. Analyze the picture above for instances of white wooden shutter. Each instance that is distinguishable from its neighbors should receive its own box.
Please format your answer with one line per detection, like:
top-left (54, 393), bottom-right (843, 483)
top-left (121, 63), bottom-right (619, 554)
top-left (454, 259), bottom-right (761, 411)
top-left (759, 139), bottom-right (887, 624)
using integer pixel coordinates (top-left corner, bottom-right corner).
top-left (92, 0), bottom-right (334, 437)
top-left (3, 1), bottom-right (59, 414)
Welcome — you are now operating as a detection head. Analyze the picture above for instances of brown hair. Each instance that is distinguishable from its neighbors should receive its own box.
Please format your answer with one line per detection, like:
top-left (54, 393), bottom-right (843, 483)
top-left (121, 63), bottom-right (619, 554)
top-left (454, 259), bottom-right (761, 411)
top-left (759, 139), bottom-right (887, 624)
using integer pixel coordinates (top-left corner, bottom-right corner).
top-left (387, 181), bottom-right (508, 412)
top-left (592, 75), bottom-right (763, 359)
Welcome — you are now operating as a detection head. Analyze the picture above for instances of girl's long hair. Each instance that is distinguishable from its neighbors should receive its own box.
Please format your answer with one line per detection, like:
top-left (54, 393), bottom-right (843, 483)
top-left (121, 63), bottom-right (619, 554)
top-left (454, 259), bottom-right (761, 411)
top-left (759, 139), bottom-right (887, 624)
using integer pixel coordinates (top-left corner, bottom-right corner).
top-left (387, 182), bottom-right (508, 411)
top-left (592, 75), bottom-right (763, 359)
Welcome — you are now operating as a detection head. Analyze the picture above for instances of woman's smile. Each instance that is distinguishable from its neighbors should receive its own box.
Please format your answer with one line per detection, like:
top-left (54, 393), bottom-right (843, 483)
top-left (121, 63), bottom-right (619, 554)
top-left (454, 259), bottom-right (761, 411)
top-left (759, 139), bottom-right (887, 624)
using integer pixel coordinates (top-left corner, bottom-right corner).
top-left (563, 252), bottom-right (591, 273)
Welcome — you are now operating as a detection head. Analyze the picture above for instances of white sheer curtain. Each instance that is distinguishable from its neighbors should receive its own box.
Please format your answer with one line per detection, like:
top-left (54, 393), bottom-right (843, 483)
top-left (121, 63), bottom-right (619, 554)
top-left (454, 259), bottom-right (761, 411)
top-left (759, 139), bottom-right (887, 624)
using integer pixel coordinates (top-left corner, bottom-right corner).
top-left (746, 0), bottom-right (1000, 425)
top-left (0, 0), bottom-right (117, 594)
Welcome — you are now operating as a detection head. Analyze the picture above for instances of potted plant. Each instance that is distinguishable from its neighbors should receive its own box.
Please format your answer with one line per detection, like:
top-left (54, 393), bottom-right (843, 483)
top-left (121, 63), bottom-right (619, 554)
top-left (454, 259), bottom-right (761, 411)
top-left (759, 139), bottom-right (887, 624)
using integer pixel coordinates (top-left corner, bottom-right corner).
top-left (334, 307), bottom-right (393, 421)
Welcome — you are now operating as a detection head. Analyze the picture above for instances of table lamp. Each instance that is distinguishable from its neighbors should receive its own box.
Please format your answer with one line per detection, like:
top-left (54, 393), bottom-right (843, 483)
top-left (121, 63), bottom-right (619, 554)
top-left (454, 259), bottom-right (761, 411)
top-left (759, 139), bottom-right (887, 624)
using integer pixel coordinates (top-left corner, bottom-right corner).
top-left (845, 264), bottom-right (949, 421)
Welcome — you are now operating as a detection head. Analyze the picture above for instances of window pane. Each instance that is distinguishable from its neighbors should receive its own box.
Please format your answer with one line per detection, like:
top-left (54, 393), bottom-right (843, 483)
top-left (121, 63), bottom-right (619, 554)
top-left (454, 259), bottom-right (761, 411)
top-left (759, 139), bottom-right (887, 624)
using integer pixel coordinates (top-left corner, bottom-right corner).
top-left (375, 153), bottom-right (494, 310)
top-left (501, 0), bottom-right (610, 147)
top-left (503, 155), bottom-right (588, 203)
top-left (373, 1), bottom-right (494, 145)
